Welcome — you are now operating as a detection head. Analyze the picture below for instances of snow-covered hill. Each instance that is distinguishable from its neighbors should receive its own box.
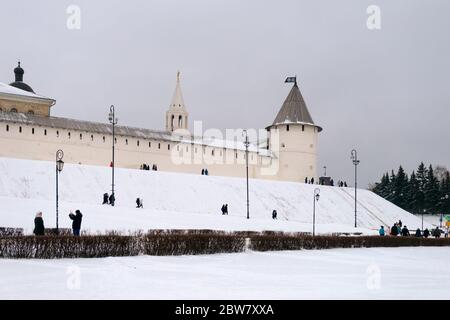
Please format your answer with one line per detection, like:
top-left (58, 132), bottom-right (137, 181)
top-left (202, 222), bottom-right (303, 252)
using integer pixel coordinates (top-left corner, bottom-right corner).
top-left (0, 157), bottom-right (425, 234)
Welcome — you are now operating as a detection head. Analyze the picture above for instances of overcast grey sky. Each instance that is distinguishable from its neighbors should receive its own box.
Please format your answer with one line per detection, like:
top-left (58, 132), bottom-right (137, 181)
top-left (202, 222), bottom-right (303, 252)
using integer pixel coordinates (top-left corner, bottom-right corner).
top-left (1, 0), bottom-right (449, 187)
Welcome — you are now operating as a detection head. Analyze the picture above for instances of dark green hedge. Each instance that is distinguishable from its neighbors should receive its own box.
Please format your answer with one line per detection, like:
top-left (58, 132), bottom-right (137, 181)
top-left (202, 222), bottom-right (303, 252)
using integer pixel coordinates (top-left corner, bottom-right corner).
top-left (1, 230), bottom-right (449, 259)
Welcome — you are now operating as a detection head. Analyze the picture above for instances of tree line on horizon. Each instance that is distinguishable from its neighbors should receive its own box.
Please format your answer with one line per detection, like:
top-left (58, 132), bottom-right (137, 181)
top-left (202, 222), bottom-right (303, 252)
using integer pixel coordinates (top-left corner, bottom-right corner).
top-left (371, 162), bottom-right (450, 215)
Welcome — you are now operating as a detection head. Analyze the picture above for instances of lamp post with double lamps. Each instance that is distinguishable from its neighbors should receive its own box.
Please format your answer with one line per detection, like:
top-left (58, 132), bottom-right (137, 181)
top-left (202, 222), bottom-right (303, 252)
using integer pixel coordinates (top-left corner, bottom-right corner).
top-left (108, 105), bottom-right (118, 204)
top-left (55, 149), bottom-right (64, 234)
top-left (243, 130), bottom-right (250, 220)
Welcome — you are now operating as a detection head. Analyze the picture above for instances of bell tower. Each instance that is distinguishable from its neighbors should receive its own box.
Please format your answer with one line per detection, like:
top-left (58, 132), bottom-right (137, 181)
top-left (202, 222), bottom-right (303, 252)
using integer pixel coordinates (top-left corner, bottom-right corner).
top-left (166, 71), bottom-right (189, 133)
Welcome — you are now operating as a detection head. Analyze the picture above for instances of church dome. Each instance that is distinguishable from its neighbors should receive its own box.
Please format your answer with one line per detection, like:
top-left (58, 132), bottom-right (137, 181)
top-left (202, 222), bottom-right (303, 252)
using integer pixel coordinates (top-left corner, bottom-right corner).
top-left (9, 61), bottom-right (35, 93)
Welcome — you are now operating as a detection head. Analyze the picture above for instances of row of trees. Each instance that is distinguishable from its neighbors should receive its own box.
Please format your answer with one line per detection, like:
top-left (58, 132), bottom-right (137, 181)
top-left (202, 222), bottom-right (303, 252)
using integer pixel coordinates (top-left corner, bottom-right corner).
top-left (371, 163), bottom-right (450, 215)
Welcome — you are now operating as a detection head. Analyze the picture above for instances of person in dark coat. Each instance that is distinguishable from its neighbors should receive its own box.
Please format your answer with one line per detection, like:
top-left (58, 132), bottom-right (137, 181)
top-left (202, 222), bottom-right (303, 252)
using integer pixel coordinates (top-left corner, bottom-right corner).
top-left (423, 228), bottom-right (430, 238)
top-left (205, 169), bottom-right (209, 176)
top-left (433, 227), bottom-right (441, 239)
top-left (398, 220), bottom-right (402, 228)
top-left (304, 177), bottom-right (308, 184)
top-left (415, 228), bottom-right (422, 237)
top-left (221, 204), bottom-right (225, 215)
top-left (401, 226), bottom-right (410, 237)
top-left (33, 212), bottom-right (45, 236)
top-left (201, 169), bottom-right (205, 175)
top-left (391, 223), bottom-right (399, 236)
top-left (311, 177), bottom-right (315, 184)
top-left (224, 204), bottom-right (228, 215)
top-left (344, 182), bottom-right (348, 187)
top-left (103, 193), bottom-right (109, 205)
top-left (109, 193), bottom-right (115, 206)
top-left (272, 210), bottom-right (277, 220)
top-left (136, 198), bottom-right (143, 208)
top-left (69, 210), bottom-right (83, 236)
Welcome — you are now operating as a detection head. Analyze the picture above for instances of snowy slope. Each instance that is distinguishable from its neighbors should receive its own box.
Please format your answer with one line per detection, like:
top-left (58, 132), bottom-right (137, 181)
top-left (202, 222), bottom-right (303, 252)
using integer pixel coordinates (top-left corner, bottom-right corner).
top-left (0, 157), bottom-right (425, 234)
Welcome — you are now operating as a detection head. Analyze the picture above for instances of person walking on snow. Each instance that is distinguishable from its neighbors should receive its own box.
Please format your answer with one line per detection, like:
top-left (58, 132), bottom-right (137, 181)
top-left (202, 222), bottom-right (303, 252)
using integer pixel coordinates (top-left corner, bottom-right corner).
top-left (69, 210), bottom-right (83, 236)
top-left (109, 193), bottom-right (115, 206)
top-left (272, 210), bottom-right (278, 220)
top-left (379, 226), bottom-right (385, 236)
top-left (423, 228), bottom-right (430, 238)
top-left (33, 212), bottom-right (45, 236)
top-left (391, 223), bottom-right (399, 236)
top-left (415, 228), bottom-right (422, 237)
top-left (103, 193), bottom-right (109, 205)
top-left (401, 225), bottom-right (410, 236)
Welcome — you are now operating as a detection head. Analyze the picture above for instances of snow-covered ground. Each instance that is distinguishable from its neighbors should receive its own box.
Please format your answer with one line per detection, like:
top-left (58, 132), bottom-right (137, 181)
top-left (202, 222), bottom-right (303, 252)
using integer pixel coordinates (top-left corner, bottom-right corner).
top-left (0, 157), bottom-right (427, 234)
top-left (1, 247), bottom-right (449, 299)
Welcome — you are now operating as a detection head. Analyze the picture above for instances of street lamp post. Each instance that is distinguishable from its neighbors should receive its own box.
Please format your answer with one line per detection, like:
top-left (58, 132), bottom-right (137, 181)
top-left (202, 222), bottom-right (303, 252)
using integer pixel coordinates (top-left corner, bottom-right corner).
top-left (243, 130), bottom-right (250, 220)
top-left (108, 105), bottom-right (118, 205)
top-left (55, 150), bottom-right (64, 234)
top-left (350, 149), bottom-right (360, 228)
top-left (313, 188), bottom-right (320, 236)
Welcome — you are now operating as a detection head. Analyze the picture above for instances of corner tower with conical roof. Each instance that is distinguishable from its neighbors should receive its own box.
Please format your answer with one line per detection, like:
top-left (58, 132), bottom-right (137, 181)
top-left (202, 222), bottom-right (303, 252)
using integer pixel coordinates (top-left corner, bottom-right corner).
top-left (166, 71), bottom-right (189, 133)
top-left (266, 78), bottom-right (322, 182)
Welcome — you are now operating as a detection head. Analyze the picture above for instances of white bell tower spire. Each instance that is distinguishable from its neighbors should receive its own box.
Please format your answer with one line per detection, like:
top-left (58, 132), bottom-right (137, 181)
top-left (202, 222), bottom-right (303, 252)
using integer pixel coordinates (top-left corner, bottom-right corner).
top-left (166, 71), bottom-right (189, 133)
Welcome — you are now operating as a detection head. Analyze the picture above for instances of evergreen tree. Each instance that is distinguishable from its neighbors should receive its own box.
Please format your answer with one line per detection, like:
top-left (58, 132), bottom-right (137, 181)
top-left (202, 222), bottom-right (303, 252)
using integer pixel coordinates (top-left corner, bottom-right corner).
top-left (439, 171), bottom-right (450, 215)
top-left (424, 165), bottom-right (440, 214)
top-left (415, 162), bottom-right (428, 213)
top-left (406, 171), bottom-right (419, 213)
top-left (393, 166), bottom-right (408, 208)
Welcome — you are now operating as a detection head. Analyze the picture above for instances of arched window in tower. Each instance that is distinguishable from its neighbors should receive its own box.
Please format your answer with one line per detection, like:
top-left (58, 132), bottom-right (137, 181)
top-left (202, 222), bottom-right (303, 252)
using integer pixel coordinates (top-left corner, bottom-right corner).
top-left (32, 128), bottom-right (35, 134)
top-left (19, 126), bottom-right (22, 133)
top-left (286, 125), bottom-right (290, 131)
top-left (44, 129), bottom-right (47, 136)
top-left (91, 135), bottom-right (94, 141)
top-left (6, 125), bottom-right (9, 132)
top-left (171, 115), bottom-right (175, 130)
top-left (80, 133), bottom-right (82, 140)
top-left (103, 136), bottom-right (105, 143)
top-left (137, 140), bottom-right (140, 147)
top-left (68, 132), bottom-right (71, 139)
top-left (56, 130), bottom-right (59, 137)
top-left (125, 139), bottom-right (128, 145)
top-left (178, 115), bottom-right (182, 128)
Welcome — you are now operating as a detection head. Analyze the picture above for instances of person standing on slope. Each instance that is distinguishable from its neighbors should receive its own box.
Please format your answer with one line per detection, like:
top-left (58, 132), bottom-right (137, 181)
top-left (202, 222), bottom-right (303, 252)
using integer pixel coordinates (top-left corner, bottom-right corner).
top-left (33, 212), bottom-right (45, 236)
top-left (379, 226), bottom-right (385, 236)
top-left (69, 210), bottom-right (83, 236)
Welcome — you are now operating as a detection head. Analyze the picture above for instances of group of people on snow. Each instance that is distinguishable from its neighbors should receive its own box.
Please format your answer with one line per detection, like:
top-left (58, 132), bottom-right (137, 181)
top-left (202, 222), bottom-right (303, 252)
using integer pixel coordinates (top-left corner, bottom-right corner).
top-left (102, 193), bottom-right (116, 206)
top-left (379, 219), bottom-right (448, 239)
top-left (220, 204), bottom-right (229, 215)
top-left (201, 168), bottom-right (209, 176)
top-left (140, 163), bottom-right (158, 171)
top-left (33, 210), bottom-right (83, 237)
